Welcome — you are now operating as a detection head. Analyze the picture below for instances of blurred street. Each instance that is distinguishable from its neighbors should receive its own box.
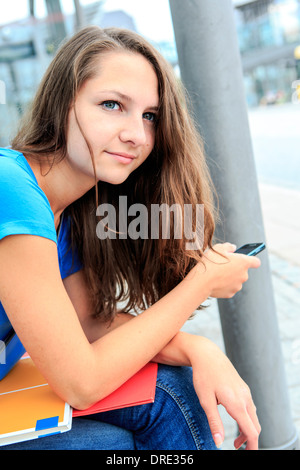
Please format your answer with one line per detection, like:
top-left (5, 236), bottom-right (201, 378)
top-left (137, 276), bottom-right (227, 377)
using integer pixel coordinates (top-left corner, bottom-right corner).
top-left (249, 103), bottom-right (300, 267)
top-left (248, 103), bottom-right (300, 192)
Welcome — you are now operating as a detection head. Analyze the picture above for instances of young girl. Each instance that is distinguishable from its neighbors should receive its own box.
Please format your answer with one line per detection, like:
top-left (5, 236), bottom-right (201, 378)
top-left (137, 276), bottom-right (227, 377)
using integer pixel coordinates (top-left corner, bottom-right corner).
top-left (0, 26), bottom-right (261, 450)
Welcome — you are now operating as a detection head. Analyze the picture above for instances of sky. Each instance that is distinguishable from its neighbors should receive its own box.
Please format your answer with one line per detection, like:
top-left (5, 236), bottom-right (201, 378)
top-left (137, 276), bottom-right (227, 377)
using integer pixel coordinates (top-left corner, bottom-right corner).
top-left (1, 0), bottom-right (298, 42)
top-left (0, 0), bottom-right (175, 42)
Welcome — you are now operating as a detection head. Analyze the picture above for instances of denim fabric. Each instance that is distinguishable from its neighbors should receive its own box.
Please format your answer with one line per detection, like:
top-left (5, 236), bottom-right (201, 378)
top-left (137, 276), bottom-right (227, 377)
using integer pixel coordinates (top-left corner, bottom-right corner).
top-left (3, 365), bottom-right (217, 450)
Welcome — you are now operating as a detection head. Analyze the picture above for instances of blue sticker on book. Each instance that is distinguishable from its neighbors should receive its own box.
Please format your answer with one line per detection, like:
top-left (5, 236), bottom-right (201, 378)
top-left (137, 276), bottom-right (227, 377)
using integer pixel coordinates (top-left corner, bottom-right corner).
top-left (35, 416), bottom-right (59, 431)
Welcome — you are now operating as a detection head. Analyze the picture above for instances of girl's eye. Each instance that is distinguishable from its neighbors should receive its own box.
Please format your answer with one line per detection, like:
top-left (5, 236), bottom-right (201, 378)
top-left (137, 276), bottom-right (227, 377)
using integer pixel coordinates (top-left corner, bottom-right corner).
top-left (101, 100), bottom-right (121, 110)
top-left (143, 112), bottom-right (156, 122)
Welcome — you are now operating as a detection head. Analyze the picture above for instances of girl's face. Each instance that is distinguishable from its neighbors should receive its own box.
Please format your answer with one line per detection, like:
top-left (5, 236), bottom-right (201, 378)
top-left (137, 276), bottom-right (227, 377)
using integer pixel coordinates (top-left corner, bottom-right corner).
top-left (66, 51), bottom-right (159, 186)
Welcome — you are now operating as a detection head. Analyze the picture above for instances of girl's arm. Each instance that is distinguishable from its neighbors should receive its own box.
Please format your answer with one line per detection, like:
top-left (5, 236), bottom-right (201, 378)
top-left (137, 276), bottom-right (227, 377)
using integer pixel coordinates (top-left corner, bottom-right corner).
top-left (64, 256), bottom-right (261, 450)
top-left (85, 315), bottom-right (260, 450)
top-left (0, 235), bottom-right (259, 414)
top-left (153, 331), bottom-right (261, 450)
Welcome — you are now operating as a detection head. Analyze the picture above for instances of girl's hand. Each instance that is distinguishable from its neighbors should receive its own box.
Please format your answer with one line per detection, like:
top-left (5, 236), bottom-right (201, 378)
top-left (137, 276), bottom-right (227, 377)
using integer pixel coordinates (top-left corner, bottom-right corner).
top-left (198, 242), bottom-right (261, 299)
top-left (188, 336), bottom-right (261, 450)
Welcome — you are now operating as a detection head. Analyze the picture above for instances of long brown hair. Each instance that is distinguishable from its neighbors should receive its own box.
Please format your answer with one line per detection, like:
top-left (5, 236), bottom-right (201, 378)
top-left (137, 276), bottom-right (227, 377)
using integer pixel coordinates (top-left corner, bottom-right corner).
top-left (12, 26), bottom-right (217, 322)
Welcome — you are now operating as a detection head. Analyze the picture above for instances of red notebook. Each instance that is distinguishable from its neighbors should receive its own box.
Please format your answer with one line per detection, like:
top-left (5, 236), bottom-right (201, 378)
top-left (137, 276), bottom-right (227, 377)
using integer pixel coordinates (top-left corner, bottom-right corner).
top-left (73, 362), bottom-right (158, 417)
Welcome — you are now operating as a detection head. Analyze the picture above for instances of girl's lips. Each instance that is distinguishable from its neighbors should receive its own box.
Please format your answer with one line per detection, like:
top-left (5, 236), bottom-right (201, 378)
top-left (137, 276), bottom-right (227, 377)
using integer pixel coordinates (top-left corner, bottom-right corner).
top-left (105, 151), bottom-right (136, 164)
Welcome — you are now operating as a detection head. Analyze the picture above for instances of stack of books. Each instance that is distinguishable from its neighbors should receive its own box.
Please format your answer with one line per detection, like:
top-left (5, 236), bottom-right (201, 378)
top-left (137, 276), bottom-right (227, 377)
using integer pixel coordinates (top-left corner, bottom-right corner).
top-left (0, 355), bottom-right (158, 447)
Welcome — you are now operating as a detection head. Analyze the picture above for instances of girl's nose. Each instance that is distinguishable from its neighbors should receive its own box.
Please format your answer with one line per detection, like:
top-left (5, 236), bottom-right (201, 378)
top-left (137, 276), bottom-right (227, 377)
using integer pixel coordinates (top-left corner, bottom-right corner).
top-left (119, 115), bottom-right (147, 147)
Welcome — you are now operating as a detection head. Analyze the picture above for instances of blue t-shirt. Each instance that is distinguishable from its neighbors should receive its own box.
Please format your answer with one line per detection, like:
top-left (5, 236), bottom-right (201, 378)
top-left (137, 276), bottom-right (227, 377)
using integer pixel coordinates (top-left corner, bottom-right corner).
top-left (0, 148), bottom-right (82, 379)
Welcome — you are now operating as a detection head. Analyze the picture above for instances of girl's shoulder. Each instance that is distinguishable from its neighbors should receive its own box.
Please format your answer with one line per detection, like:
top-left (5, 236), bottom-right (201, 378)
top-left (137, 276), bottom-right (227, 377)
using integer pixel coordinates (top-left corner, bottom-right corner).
top-left (0, 147), bottom-right (49, 205)
top-left (0, 147), bottom-right (36, 182)
top-left (0, 147), bottom-right (57, 245)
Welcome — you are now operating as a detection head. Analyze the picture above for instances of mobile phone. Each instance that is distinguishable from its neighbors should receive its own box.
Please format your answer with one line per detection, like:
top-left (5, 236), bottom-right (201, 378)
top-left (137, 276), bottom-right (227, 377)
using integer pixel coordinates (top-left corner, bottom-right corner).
top-left (234, 243), bottom-right (266, 256)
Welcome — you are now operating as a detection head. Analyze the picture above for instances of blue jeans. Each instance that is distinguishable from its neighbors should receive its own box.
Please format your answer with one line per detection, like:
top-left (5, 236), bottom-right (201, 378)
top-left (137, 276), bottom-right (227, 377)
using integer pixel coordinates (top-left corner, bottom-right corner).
top-left (3, 365), bottom-right (217, 450)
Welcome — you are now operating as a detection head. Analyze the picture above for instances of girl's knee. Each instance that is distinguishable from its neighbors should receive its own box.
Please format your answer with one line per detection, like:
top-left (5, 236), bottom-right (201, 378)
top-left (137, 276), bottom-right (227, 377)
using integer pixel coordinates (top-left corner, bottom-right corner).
top-left (156, 364), bottom-right (195, 399)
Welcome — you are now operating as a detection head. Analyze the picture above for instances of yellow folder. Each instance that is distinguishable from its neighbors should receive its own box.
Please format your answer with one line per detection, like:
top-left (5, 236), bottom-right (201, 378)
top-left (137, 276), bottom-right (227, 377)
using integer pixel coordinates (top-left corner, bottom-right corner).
top-left (0, 356), bottom-right (72, 446)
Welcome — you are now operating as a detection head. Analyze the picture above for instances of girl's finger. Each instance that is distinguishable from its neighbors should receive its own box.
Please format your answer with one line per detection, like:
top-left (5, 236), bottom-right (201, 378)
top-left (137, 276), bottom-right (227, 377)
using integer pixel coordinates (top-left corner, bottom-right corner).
top-left (232, 409), bottom-right (260, 450)
top-left (200, 395), bottom-right (225, 449)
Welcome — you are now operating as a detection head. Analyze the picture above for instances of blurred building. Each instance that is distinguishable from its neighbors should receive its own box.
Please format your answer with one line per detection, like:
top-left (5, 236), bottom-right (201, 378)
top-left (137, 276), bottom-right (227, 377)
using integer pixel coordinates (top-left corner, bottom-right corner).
top-left (1, 0), bottom-right (299, 147)
top-left (0, 1), bottom-right (178, 147)
top-left (0, 1), bottom-right (114, 146)
top-left (233, 0), bottom-right (300, 106)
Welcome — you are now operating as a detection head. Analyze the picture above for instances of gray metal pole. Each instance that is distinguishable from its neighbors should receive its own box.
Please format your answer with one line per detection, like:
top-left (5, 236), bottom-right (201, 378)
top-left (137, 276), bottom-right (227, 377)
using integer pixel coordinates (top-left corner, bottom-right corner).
top-left (169, 0), bottom-right (299, 450)
top-left (45, 0), bottom-right (67, 50)
top-left (73, 0), bottom-right (85, 30)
